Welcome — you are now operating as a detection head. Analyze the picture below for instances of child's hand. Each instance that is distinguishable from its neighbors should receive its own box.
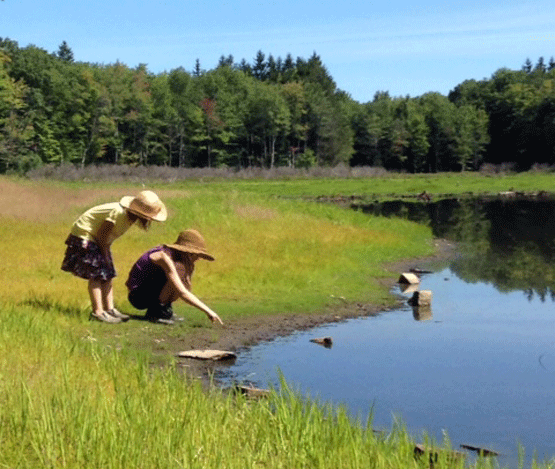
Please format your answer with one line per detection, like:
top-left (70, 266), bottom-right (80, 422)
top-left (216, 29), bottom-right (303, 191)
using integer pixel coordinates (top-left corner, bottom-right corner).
top-left (207, 311), bottom-right (223, 325)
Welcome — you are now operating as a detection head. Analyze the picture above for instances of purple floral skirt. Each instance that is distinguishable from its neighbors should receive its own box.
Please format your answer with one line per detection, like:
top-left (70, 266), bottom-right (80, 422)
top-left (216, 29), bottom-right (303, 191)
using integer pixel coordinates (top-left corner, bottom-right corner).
top-left (61, 234), bottom-right (116, 281)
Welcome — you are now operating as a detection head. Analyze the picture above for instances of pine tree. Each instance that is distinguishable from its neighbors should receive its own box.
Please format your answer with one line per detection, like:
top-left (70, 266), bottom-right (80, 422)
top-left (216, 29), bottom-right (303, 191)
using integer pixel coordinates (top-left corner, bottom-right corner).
top-left (217, 54), bottom-right (233, 68)
top-left (57, 41), bottom-right (74, 62)
top-left (252, 50), bottom-right (267, 80)
top-left (239, 58), bottom-right (252, 75)
top-left (267, 54), bottom-right (278, 82)
top-left (535, 57), bottom-right (546, 73)
top-left (193, 59), bottom-right (204, 77)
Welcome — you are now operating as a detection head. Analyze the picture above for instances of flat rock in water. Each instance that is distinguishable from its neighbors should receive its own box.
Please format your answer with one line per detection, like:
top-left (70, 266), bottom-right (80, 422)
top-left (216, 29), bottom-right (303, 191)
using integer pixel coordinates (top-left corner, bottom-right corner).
top-left (310, 337), bottom-right (333, 348)
top-left (414, 444), bottom-right (466, 463)
top-left (460, 444), bottom-right (500, 457)
top-left (398, 272), bottom-right (420, 284)
top-left (235, 385), bottom-right (270, 399)
top-left (176, 350), bottom-right (237, 361)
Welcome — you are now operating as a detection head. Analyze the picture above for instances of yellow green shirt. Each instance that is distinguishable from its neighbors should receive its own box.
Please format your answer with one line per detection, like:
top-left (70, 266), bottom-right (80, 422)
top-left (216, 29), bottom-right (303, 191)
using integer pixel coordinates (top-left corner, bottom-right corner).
top-left (70, 202), bottom-right (134, 245)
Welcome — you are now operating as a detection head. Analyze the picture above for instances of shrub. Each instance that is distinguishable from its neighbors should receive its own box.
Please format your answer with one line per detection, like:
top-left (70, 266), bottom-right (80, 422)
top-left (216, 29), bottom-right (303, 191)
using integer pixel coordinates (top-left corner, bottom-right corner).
top-left (26, 163), bottom-right (390, 182)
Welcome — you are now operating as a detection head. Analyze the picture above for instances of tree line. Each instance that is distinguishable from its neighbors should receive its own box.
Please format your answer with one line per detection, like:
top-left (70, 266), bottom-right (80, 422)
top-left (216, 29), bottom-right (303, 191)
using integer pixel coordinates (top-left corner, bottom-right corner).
top-left (1, 37), bottom-right (554, 174)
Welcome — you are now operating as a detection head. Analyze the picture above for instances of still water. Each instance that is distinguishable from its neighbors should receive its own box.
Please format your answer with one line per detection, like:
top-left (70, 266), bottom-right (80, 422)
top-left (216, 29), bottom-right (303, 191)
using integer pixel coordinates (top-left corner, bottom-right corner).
top-left (215, 196), bottom-right (555, 467)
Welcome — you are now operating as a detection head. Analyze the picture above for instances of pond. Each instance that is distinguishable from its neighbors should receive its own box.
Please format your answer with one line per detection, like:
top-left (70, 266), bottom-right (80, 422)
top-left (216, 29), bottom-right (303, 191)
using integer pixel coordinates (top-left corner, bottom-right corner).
top-left (215, 195), bottom-right (555, 467)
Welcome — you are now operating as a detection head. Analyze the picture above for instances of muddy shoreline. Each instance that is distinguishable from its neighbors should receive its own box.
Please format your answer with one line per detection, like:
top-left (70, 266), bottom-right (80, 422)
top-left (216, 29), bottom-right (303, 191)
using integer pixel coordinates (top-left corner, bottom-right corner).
top-left (175, 238), bottom-right (457, 383)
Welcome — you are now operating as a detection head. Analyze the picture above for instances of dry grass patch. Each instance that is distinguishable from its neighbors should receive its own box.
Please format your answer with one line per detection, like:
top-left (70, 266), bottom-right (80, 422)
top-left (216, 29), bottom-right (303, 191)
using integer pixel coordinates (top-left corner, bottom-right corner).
top-left (0, 177), bottom-right (191, 222)
top-left (233, 204), bottom-right (278, 220)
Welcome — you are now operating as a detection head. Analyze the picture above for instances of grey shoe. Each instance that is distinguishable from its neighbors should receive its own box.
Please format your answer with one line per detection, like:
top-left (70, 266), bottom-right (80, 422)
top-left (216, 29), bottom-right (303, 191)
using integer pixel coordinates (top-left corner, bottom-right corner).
top-left (107, 308), bottom-right (130, 322)
top-left (89, 311), bottom-right (122, 324)
top-left (147, 316), bottom-right (174, 325)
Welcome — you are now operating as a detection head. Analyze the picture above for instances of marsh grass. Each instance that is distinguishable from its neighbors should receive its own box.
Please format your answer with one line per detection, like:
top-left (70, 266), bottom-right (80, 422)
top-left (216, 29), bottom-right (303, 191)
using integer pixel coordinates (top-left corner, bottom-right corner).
top-left (1, 175), bottom-right (550, 468)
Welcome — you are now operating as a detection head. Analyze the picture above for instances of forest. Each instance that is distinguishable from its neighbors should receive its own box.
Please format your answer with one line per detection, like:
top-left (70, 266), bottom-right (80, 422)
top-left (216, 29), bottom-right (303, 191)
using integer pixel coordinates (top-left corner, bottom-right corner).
top-left (1, 37), bottom-right (555, 174)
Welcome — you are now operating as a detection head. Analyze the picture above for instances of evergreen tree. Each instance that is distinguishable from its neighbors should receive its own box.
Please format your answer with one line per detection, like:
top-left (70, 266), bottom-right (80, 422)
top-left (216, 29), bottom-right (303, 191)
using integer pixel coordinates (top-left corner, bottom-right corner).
top-left (282, 53), bottom-right (296, 82)
top-left (217, 54), bottom-right (234, 68)
top-left (252, 50), bottom-right (267, 80)
top-left (57, 41), bottom-right (74, 62)
top-left (193, 58), bottom-right (203, 77)
top-left (296, 52), bottom-right (336, 95)
top-left (239, 58), bottom-right (252, 75)
top-left (267, 54), bottom-right (279, 82)
top-left (535, 56), bottom-right (546, 73)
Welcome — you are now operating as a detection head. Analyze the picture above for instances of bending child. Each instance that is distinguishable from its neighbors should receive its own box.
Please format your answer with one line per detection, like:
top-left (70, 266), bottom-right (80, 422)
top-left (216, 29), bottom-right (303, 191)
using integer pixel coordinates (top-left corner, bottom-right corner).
top-left (62, 190), bottom-right (167, 323)
top-left (125, 229), bottom-right (223, 326)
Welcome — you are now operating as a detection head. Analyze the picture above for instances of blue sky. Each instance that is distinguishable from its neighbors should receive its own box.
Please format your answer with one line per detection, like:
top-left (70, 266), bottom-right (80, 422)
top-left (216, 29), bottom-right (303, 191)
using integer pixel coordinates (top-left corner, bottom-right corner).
top-left (2, 0), bottom-right (555, 102)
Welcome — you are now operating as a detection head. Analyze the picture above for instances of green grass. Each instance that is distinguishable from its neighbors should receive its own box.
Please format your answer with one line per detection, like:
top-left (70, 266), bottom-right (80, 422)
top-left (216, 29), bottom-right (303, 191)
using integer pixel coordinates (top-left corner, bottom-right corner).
top-left (1, 307), bottom-right (470, 469)
top-left (1, 173), bottom-right (553, 468)
top-left (192, 171), bottom-right (555, 199)
top-left (0, 180), bottom-right (436, 318)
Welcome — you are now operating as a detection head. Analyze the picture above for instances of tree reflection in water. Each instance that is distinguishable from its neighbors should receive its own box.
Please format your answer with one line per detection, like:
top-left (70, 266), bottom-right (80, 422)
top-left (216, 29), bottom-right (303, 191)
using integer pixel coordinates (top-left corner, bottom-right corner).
top-left (356, 196), bottom-right (555, 301)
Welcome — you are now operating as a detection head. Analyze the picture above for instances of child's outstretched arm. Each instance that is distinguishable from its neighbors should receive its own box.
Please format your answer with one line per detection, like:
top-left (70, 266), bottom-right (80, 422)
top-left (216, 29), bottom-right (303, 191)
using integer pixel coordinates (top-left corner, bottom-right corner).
top-left (152, 251), bottom-right (223, 325)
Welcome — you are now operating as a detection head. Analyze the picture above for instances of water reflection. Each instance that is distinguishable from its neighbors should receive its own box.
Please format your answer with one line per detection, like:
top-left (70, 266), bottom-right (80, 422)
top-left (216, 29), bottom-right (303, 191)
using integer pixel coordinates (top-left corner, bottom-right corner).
top-left (412, 305), bottom-right (432, 321)
top-left (217, 268), bottom-right (555, 467)
top-left (355, 196), bottom-right (555, 301)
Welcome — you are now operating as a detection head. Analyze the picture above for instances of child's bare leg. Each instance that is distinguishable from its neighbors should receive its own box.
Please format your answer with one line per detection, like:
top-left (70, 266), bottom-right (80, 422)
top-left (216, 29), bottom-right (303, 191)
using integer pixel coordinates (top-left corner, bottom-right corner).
top-left (158, 281), bottom-right (179, 305)
top-left (88, 279), bottom-right (104, 314)
top-left (100, 279), bottom-right (114, 312)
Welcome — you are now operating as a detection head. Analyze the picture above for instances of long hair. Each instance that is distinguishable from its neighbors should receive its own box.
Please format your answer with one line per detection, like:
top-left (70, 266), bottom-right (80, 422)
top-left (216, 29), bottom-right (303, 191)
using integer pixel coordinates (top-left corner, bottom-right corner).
top-left (168, 248), bottom-right (194, 290)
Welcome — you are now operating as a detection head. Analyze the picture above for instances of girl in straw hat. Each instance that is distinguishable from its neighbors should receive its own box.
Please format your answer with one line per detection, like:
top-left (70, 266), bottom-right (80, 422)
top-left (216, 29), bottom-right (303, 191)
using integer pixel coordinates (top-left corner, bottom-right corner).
top-left (125, 229), bottom-right (223, 326)
top-left (62, 190), bottom-right (167, 323)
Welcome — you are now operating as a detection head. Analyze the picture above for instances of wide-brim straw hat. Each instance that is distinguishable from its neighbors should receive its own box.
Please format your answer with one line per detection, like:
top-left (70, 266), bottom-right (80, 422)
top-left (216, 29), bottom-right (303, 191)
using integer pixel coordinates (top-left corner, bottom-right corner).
top-left (165, 229), bottom-right (215, 261)
top-left (120, 190), bottom-right (167, 222)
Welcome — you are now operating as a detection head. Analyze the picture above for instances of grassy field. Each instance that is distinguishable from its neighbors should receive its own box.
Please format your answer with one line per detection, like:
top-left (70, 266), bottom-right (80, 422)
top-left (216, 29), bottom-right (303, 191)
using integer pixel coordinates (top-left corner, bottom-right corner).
top-left (169, 170), bottom-right (555, 199)
top-left (1, 172), bottom-right (553, 468)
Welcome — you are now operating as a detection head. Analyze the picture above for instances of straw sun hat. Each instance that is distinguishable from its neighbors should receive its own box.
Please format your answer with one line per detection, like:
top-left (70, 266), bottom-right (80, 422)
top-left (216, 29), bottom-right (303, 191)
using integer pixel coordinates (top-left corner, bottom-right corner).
top-left (120, 190), bottom-right (167, 222)
top-left (165, 229), bottom-right (215, 261)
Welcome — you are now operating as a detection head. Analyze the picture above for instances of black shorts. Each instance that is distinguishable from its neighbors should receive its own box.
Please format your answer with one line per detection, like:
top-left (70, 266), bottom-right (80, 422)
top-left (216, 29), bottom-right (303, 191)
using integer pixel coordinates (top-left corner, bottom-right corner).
top-left (128, 287), bottom-right (156, 310)
top-left (128, 288), bottom-right (173, 319)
